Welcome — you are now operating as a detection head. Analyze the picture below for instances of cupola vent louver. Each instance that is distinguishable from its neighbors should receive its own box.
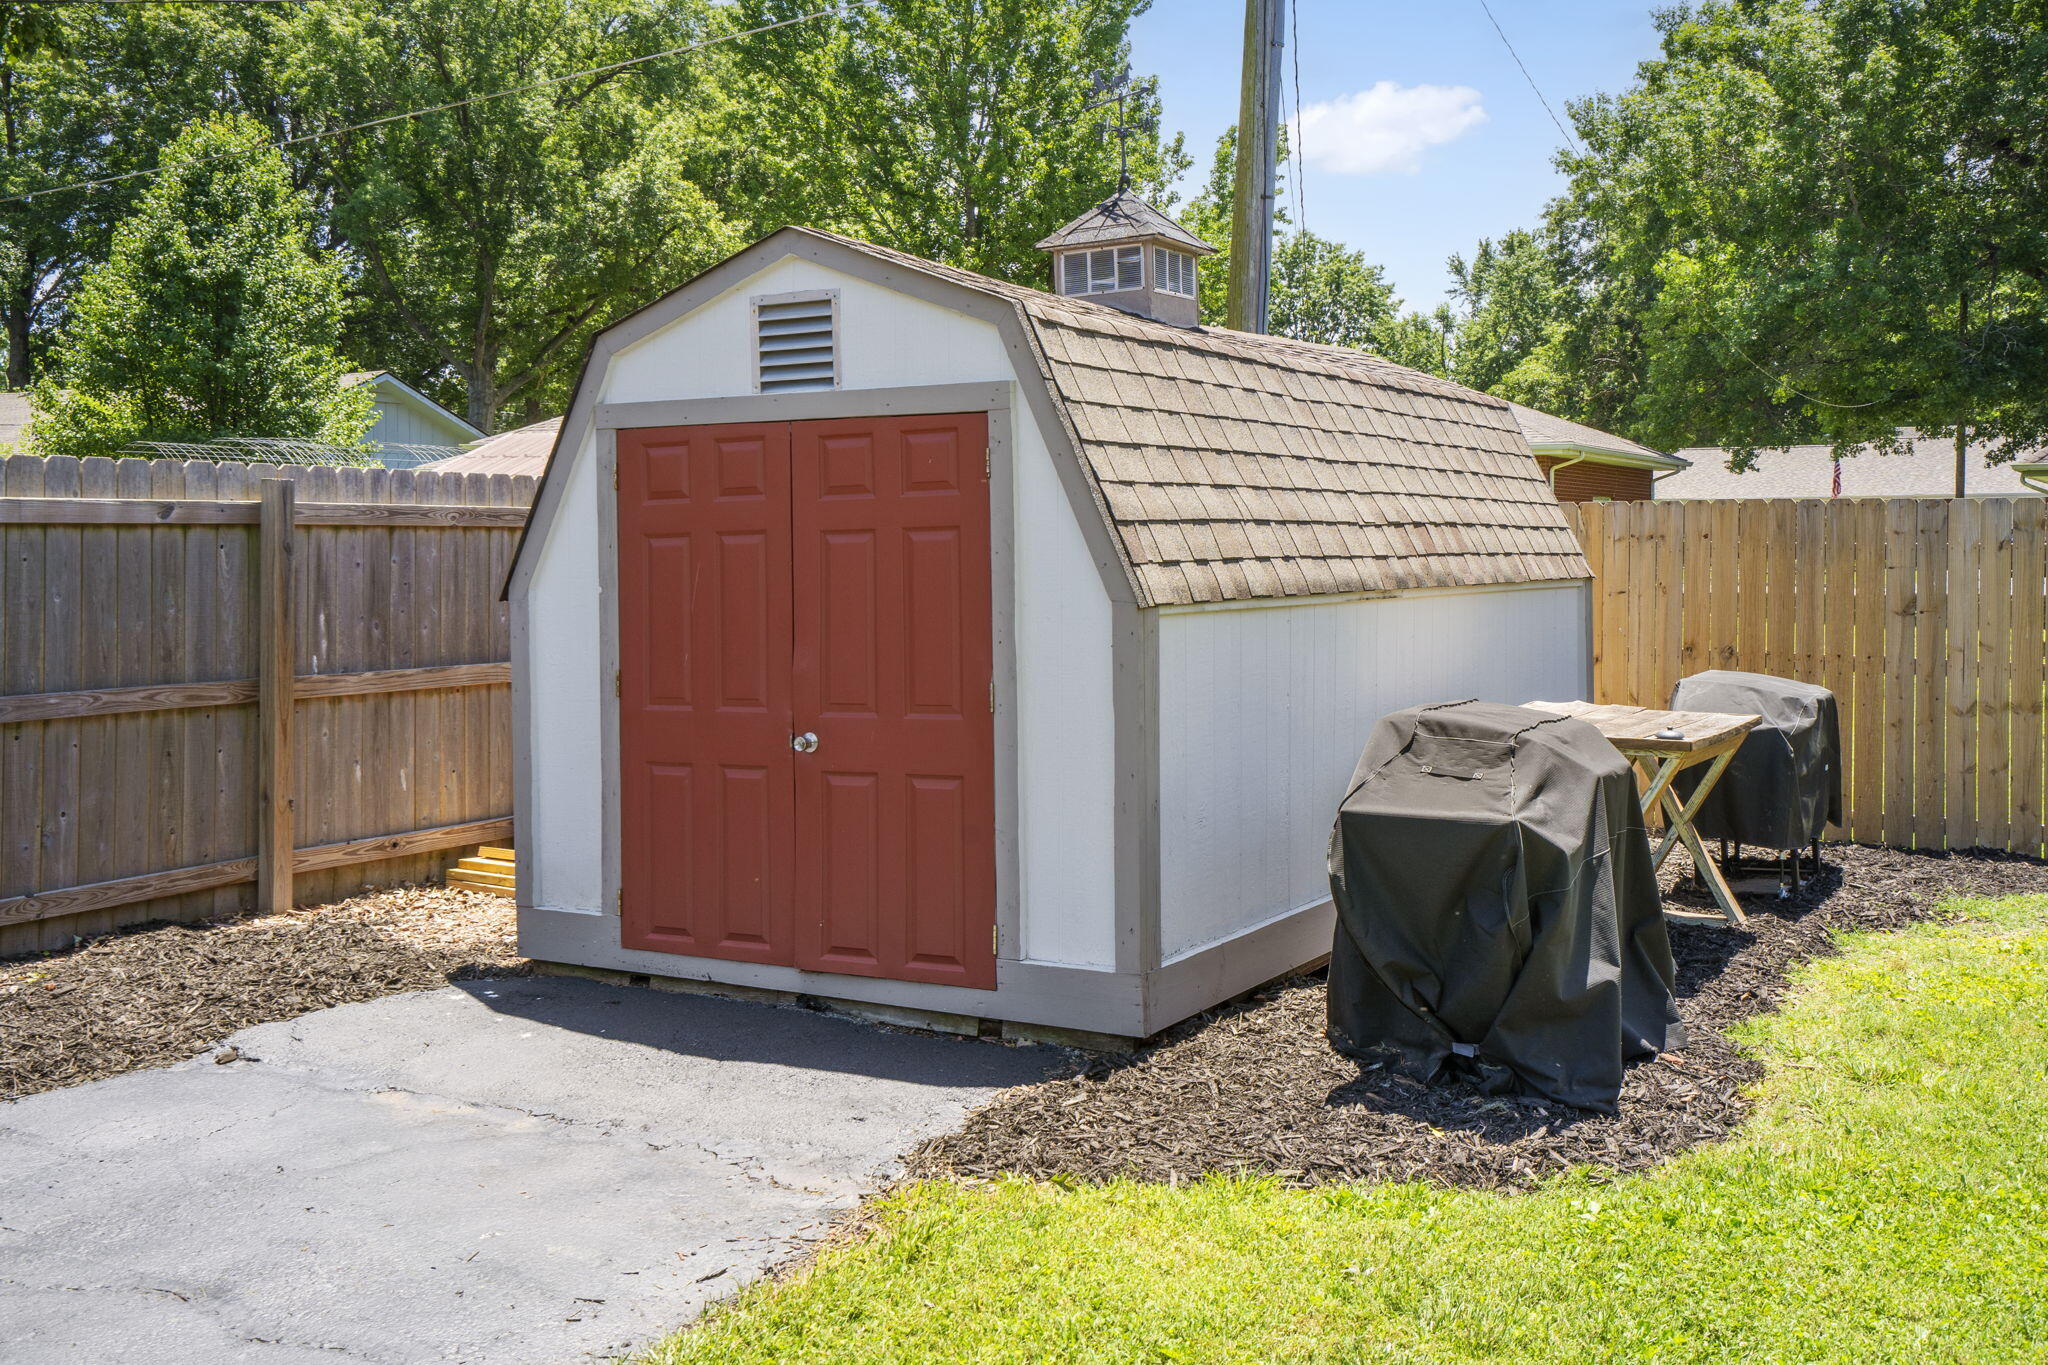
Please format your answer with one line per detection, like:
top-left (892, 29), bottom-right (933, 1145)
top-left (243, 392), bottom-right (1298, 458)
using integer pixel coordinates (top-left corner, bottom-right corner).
top-left (755, 293), bottom-right (837, 392)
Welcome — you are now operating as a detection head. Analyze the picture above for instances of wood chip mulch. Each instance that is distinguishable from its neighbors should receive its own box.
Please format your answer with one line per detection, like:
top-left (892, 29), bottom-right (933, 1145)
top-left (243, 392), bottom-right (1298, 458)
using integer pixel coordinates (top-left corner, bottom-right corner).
top-left (1, 885), bottom-right (526, 1101)
top-left (911, 844), bottom-right (2048, 1191)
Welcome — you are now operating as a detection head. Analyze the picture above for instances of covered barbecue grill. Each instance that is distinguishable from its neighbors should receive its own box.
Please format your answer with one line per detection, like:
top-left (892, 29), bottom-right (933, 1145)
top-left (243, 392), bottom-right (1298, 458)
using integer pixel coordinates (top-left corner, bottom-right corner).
top-left (1326, 700), bottom-right (1685, 1112)
top-left (1668, 671), bottom-right (1842, 854)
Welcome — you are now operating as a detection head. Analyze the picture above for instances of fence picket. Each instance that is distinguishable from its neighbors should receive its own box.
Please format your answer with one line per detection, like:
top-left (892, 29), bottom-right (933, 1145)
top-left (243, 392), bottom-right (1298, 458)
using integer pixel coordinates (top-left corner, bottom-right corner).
top-left (1978, 499), bottom-right (2015, 851)
top-left (1564, 495), bottom-right (2044, 855)
top-left (0, 453), bottom-right (531, 954)
top-left (2013, 499), bottom-right (2047, 856)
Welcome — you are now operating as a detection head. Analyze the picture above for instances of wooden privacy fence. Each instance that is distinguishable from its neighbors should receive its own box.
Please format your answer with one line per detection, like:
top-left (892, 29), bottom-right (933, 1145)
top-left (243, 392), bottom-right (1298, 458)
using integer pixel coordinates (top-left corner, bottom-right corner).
top-left (1565, 497), bottom-right (2048, 858)
top-left (0, 454), bottom-right (536, 956)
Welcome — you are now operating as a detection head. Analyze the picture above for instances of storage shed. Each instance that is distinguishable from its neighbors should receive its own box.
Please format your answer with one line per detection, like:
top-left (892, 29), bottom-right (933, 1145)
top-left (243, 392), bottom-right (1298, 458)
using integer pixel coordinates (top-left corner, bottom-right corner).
top-left (507, 199), bottom-right (1592, 1043)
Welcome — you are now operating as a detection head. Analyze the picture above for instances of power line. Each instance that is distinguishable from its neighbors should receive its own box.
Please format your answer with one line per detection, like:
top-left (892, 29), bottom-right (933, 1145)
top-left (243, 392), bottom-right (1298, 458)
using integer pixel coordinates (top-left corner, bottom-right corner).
top-left (1474, 0), bottom-right (1580, 155)
top-left (1288, 0), bottom-right (1305, 237)
top-left (1, 4), bottom-right (855, 207)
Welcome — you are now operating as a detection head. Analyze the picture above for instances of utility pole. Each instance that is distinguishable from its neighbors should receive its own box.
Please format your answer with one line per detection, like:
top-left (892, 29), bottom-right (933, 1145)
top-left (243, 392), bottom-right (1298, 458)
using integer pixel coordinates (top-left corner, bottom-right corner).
top-left (1227, 0), bottom-right (1285, 333)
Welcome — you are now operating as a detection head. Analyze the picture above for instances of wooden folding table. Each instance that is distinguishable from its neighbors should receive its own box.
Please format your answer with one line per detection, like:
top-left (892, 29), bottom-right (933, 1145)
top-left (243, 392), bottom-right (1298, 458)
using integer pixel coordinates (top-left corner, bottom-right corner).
top-left (1523, 701), bottom-right (1761, 926)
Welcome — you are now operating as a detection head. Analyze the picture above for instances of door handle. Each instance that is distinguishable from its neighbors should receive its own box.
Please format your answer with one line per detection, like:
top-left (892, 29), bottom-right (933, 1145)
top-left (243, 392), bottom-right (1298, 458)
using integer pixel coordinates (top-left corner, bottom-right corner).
top-left (791, 731), bottom-right (819, 753)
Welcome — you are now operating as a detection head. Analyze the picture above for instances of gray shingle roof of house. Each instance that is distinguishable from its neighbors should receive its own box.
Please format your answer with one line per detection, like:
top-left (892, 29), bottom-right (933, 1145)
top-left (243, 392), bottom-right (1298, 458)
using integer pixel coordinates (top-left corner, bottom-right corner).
top-left (1661, 432), bottom-right (2044, 499)
top-left (1033, 191), bottom-right (1216, 255)
top-left (1507, 402), bottom-right (1685, 469)
top-left (423, 417), bottom-right (561, 475)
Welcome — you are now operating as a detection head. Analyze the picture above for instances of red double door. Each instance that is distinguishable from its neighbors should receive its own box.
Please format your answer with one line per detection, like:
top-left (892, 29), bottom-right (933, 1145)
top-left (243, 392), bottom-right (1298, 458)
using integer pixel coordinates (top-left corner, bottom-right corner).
top-left (616, 415), bottom-right (996, 990)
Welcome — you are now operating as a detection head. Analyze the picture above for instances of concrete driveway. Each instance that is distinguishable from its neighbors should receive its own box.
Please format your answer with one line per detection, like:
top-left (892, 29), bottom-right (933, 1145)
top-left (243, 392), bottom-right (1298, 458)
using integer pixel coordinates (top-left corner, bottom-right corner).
top-left (0, 975), bottom-right (1061, 1363)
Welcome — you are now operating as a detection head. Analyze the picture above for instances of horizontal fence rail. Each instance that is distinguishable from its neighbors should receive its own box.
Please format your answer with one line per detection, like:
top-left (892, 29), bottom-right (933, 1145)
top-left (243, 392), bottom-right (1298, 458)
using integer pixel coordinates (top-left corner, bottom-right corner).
top-left (0, 453), bottom-right (537, 955)
top-left (1567, 496), bottom-right (2047, 857)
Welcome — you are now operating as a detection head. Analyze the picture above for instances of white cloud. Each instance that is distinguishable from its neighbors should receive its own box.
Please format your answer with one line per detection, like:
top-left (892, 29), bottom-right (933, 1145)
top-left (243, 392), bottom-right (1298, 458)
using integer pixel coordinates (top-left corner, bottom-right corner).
top-left (1293, 82), bottom-right (1488, 175)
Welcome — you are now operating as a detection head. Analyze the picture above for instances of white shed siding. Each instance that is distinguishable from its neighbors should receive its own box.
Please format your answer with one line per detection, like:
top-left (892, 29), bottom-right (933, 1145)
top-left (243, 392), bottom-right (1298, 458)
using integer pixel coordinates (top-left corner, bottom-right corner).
top-left (1154, 580), bottom-right (1591, 962)
top-left (524, 427), bottom-right (607, 914)
top-left (521, 257), bottom-right (1122, 969)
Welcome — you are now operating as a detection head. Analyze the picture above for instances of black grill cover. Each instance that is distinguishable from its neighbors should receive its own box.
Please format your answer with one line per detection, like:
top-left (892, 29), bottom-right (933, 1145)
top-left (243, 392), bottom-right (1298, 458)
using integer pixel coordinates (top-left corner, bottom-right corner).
top-left (1326, 701), bottom-right (1685, 1113)
top-left (1668, 671), bottom-right (1842, 849)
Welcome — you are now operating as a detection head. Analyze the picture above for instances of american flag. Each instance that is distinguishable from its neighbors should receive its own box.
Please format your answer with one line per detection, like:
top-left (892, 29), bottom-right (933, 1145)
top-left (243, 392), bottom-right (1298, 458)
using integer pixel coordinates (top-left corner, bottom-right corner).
top-left (1831, 456), bottom-right (1842, 498)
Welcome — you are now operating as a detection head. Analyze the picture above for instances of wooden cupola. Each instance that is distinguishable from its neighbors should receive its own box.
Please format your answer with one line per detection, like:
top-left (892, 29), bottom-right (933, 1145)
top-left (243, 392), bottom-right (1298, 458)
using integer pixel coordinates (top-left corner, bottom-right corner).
top-left (1034, 191), bottom-right (1216, 328)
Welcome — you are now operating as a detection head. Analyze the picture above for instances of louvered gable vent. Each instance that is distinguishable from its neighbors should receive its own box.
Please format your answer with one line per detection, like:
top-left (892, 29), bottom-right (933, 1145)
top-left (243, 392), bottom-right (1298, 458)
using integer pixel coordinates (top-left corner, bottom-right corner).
top-left (756, 294), bottom-right (837, 392)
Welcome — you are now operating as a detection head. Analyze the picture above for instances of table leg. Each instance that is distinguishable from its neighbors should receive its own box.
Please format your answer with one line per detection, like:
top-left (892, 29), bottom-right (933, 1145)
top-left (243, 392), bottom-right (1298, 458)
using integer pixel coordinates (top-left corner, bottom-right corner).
top-left (1663, 793), bottom-right (1747, 925)
top-left (1656, 749), bottom-right (1745, 925)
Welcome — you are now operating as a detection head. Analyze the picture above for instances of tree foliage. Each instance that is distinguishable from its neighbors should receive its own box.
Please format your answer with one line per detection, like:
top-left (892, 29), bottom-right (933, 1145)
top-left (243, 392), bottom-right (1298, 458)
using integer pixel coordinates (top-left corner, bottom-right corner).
top-left (1444, 230), bottom-right (1559, 396)
top-left (1, 2), bottom-right (299, 388)
top-left (280, 0), bottom-right (742, 432)
top-left (725, 0), bottom-right (1185, 289)
top-left (1554, 0), bottom-right (2048, 469)
top-left (31, 114), bottom-right (371, 459)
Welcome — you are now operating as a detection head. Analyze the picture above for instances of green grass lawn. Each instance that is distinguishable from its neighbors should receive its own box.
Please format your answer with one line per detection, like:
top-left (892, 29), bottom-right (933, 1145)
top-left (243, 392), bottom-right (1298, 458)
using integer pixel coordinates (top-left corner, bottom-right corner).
top-left (640, 895), bottom-right (2048, 1364)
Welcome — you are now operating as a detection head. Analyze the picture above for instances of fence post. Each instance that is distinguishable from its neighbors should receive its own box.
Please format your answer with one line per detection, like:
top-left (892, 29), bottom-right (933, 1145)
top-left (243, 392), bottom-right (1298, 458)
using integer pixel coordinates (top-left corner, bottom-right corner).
top-left (257, 478), bottom-right (296, 912)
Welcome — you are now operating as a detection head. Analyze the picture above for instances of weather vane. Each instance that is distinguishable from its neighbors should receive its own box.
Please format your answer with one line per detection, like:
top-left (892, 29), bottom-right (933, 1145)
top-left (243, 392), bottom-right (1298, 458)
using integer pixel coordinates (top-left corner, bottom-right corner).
top-left (1081, 66), bottom-right (1153, 194)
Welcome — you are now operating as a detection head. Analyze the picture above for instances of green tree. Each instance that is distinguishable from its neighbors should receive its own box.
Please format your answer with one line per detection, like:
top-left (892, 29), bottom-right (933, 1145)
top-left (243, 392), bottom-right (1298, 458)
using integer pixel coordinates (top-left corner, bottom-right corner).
top-left (280, 0), bottom-right (741, 432)
top-left (1375, 305), bottom-right (1458, 380)
top-left (0, 2), bottom-right (294, 387)
top-left (32, 114), bottom-right (370, 459)
top-left (1557, 0), bottom-right (2048, 486)
top-left (727, 0), bottom-right (1185, 287)
top-left (1445, 230), bottom-right (1560, 395)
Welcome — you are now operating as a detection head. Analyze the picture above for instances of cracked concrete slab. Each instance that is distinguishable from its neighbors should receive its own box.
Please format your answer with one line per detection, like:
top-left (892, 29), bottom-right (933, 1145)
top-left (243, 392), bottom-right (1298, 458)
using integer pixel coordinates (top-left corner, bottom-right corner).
top-left (0, 975), bottom-right (1062, 1363)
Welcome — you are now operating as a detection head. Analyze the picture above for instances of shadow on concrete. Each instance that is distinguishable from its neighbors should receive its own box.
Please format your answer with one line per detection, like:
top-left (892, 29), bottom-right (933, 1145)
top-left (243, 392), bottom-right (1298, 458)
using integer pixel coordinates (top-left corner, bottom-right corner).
top-left (454, 973), bottom-right (1065, 1090)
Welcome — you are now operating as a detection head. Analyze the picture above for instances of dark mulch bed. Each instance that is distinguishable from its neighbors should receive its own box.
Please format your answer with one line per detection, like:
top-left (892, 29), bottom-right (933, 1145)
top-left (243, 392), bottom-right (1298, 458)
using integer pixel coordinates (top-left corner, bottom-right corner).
top-left (0, 885), bottom-right (526, 1101)
top-left (912, 844), bottom-right (2048, 1191)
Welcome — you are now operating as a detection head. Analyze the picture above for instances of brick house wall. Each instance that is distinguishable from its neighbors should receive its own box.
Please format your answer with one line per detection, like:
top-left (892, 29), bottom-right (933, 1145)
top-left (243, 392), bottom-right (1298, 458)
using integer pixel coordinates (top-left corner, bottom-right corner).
top-left (1536, 455), bottom-right (1655, 502)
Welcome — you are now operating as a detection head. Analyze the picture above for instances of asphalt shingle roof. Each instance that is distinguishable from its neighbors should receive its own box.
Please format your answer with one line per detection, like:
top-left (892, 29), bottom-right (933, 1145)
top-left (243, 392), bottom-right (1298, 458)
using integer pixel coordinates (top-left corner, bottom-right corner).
top-left (1033, 191), bottom-right (1216, 255)
top-left (1662, 433), bottom-right (2043, 499)
top-left (813, 230), bottom-right (1585, 604)
top-left (424, 417), bottom-right (561, 475)
top-left (1508, 402), bottom-right (1682, 467)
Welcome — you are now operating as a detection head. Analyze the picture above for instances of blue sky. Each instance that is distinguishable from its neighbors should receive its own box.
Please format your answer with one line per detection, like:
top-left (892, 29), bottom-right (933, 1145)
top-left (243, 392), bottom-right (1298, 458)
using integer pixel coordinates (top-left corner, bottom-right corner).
top-left (1128, 0), bottom-right (1668, 311)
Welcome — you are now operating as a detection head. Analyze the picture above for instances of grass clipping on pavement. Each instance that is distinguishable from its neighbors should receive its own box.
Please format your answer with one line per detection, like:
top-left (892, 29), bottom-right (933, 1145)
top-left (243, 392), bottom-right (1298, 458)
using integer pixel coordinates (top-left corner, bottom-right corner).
top-left (642, 894), bottom-right (2048, 1364)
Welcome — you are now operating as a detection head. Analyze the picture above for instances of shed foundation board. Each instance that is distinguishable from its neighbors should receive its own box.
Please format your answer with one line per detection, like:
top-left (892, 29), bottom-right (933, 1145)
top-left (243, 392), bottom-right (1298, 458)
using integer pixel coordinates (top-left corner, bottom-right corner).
top-left (521, 888), bottom-right (1335, 1044)
top-left (519, 906), bottom-right (1145, 1038)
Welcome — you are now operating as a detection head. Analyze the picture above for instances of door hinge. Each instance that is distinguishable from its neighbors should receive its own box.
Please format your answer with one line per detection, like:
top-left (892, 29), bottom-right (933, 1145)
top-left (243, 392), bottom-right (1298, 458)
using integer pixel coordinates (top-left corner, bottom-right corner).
top-left (992, 924), bottom-right (999, 953)
top-left (613, 670), bottom-right (622, 698)
top-left (988, 679), bottom-right (995, 712)
top-left (613, 461), bottom-right (620, 490)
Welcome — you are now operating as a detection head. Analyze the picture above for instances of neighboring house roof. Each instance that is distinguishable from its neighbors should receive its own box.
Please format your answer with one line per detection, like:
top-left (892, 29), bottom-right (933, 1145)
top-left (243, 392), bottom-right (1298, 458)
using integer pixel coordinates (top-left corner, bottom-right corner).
top-left (1661, 432), bottom-right (2044, 498)
top-left (1033, 191), bottom-right (1217, 255)
top-left (342, 369), bottom-right (486, 443)
top-left (0, 391), bottom-right (32, 444)
top-left (512, 226), bottom-right (1588, 608)
top-left (421, 417), bottom-right (562, 475)
top-left (1507, 402), bottom-right (1688, 472)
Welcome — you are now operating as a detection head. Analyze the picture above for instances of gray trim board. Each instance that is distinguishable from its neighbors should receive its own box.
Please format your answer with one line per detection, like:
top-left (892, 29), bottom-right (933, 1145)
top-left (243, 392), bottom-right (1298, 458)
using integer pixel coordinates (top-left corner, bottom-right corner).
top-left (596, 426), bottom-right (622, 921)
top-left (1577, 578), bottom-right (1597, 700)
top-left (1110, 601), bottom-right (1160, 975)
top-left (1141, 899), bottom-right (1335, 1036)
top-left (987, 402), bottom-right (1024, 961)
top-left (595, 382), bottom-right (1010, 432)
